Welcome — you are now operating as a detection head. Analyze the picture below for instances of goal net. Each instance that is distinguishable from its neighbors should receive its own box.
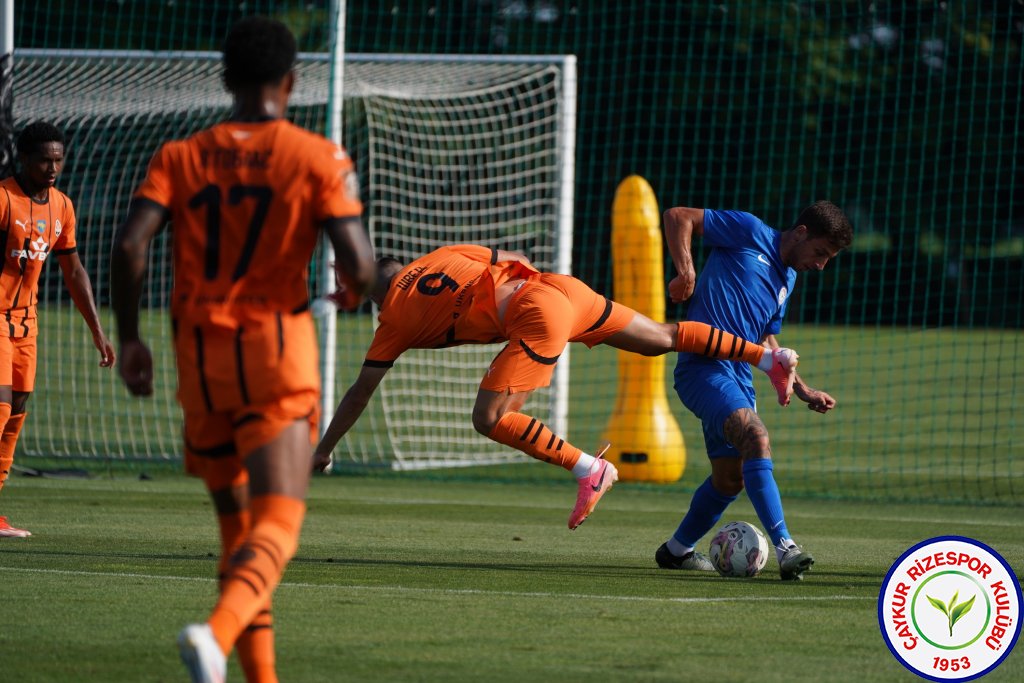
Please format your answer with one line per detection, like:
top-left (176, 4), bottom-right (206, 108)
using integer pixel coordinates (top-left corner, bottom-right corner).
top-left (11, 49), bottom-right (576, 469)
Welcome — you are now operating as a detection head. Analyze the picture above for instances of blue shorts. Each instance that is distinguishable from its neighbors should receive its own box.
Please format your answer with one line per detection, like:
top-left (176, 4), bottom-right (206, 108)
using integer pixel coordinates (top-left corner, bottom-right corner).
top-left (674, 358), bottom-right (756, 458)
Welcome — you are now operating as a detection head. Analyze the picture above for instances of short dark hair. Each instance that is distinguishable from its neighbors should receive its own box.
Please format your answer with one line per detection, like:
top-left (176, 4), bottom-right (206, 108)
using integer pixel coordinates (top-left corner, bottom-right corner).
top-left (16, 120), bottom-right (64, 156)
top-left (222, 16), bottom-right (296, 89)
top-left (793, 200), bottom-right (853, 251)
top-left (377, 256), bottom-right (405, 280)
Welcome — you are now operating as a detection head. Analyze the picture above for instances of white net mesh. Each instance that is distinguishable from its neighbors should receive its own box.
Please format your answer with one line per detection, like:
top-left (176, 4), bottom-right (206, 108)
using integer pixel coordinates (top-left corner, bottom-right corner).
top-left (12, 50), bottom-right (574, 468)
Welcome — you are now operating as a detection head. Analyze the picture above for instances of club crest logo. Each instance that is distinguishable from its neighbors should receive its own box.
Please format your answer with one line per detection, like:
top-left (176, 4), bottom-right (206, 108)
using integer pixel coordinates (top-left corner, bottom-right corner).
top-left (36, 219), bottom-right (46, 233)
top-left (879, 536), bottom-right (1021, 681)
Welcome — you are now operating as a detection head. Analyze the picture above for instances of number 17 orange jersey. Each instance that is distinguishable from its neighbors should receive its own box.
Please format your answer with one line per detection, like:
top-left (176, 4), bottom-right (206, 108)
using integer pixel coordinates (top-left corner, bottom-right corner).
top-left (133, 118), bottom-right (362, 327)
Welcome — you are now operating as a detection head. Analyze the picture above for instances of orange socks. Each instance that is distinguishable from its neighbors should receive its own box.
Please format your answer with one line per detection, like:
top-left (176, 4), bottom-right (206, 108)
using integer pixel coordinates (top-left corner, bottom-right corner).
top-left (207, 494), bottom-right (305, 655)
top-left (215, 507), bottom-right (277, 681)
top-left (0, 410), bottom-right (23, 495)
top-left (236, 606), bottom-right (277, 683)
top-left (488, 411), bottom-right (582, 471)
top-left (676, 322), bottom-right (765, 366)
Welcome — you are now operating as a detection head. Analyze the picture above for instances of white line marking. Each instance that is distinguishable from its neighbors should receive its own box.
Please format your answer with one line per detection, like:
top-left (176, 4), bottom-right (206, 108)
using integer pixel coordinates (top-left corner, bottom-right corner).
top-left (2, 565), bottom-right (874, 604)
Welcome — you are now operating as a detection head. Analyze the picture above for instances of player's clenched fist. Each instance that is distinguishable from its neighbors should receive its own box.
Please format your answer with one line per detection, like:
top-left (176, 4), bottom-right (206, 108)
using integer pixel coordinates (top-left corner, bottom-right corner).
top-left (668, 272), bottom-right (695, 302)
top-left (118, 339), bottom-right (154, 396)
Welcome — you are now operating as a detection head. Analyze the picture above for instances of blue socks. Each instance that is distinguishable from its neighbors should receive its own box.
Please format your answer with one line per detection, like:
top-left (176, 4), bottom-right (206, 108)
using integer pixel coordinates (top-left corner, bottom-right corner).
top-left (670, 459), bottom-right (791, 552)
top-left (742, 458), bottom-right (790, 546)
top-left (671, 477), bottom-right (737, 549)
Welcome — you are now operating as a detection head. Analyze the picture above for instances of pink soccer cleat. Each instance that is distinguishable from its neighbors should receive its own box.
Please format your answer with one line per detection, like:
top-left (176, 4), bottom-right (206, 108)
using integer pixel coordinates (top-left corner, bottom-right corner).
top-left (0, 516), bottom-right (31, 538)
top-left (766, 348), bottom-right (799, 406)
top-left (568, 443), bottom-right (618, 530)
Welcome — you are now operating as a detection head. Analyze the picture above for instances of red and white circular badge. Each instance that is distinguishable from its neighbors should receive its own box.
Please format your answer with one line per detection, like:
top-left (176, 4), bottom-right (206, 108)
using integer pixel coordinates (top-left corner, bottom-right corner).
top-left (879, 536), bottom-right (1021, 681)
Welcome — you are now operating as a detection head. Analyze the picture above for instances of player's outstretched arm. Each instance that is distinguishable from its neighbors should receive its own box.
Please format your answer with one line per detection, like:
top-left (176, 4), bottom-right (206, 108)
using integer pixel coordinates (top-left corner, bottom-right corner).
top-left (110, 200), bottom-right (167, 396)
top-left (56, 252), bottom-right (115, 368)
top-left (313, 363), bottom-right (390, 472)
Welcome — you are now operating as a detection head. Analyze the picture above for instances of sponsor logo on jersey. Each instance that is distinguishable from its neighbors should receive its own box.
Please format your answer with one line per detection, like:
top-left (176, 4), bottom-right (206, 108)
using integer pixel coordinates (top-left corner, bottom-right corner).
top-left (10, 236), bottom-right (49, 261)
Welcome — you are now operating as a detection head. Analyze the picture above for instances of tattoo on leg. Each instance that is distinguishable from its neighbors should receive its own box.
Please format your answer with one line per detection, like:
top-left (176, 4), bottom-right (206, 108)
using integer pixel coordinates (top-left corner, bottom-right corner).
top-left (723, 409), bottom-right (771, 459)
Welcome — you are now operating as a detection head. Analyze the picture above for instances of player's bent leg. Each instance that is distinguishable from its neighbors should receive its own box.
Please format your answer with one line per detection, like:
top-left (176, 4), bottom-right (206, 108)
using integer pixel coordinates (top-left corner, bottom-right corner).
top-left (480, 391), bottom-right (618, 529)
top-left (476, 346), bottom-right (582, 471)
top-left (477, 389), bottom-right (583, 469)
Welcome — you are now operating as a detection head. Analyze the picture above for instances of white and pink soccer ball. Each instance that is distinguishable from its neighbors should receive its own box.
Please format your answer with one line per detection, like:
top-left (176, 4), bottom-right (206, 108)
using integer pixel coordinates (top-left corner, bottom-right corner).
top-left (708, 521), bottom-right (769, 578)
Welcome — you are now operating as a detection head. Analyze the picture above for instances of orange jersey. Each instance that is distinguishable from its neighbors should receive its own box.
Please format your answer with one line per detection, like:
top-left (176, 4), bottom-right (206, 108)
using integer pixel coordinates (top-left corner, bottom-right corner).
top-left (0, 177), bottom-right (77, 338)
top-left (134, 119), bottom-right (362, 326)
top-left (365, 245), bottom-right (537, 366)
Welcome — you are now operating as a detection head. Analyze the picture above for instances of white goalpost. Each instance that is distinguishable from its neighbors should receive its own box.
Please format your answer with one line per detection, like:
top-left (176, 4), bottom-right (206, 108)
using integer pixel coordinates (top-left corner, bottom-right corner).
top-left (11, 46), bottom-right (577, 470)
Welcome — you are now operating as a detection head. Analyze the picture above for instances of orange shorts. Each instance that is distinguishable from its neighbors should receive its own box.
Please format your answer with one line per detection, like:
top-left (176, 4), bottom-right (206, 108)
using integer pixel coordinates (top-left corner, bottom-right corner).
top-left (480, 273), bottom-right (635, 393)
top-left (182, 389), bottom-right (320, 490)
top-left (0, 335), bottom-right (37, 392)
top-left (174, 311), bottom-right (321, 489)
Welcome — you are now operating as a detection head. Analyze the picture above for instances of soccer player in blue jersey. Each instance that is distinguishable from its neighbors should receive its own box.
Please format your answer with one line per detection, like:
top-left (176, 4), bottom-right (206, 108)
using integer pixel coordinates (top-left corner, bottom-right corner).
top-left (655, 200), bottom-right (852, 580)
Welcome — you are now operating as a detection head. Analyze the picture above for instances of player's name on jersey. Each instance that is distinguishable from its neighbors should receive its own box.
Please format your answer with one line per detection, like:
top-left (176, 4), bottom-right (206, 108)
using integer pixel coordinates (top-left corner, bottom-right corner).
top-left (394, 265), bottom-right (427, 292)
top-left (199, 148), bottom-right (272, 170)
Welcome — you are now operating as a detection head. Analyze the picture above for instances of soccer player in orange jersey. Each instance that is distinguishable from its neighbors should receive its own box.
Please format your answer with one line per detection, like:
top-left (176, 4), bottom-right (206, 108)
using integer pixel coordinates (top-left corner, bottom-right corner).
top-left (313, 245), bottom-right (799, 530)
top-left (110, 17), bottom-right (375, 683)
top-left (0, 121), bottom-right (115, 538)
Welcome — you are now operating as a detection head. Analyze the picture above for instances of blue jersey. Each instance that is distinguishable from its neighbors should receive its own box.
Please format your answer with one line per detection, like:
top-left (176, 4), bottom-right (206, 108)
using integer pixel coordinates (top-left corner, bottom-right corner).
top-left (675, 209), bottom-right (797, 387)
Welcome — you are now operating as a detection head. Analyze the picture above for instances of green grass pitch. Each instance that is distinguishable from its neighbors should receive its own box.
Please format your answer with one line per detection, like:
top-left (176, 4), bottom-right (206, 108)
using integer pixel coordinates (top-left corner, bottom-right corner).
top-left (2, 473), bottom-right (1021, 682)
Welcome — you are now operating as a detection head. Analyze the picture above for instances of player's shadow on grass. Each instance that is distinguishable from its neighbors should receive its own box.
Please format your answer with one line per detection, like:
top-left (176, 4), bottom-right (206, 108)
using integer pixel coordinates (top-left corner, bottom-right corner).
top-left (2, 548), bottom-right (883, 590)
top-left (1, 547), bottom-right (227, 565)
top-left (291, 555), bottom-right (884, 588)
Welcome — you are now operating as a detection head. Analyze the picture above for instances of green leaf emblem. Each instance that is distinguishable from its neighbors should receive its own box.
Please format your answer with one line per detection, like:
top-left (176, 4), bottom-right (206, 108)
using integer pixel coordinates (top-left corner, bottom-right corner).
top-left (927, 590), bottom-right (976, 637)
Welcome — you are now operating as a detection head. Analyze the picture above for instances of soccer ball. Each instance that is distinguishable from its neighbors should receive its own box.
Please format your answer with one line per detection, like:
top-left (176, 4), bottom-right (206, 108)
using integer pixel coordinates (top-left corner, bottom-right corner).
top-left (708, 521), bottom-right (769, 578)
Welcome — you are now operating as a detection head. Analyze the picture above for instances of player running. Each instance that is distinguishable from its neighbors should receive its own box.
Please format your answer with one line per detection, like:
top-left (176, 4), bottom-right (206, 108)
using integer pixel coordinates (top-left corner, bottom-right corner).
top-left (313, 244), bottom-right (800, 530)
top-left (110, 17), bottom-right (375, 683)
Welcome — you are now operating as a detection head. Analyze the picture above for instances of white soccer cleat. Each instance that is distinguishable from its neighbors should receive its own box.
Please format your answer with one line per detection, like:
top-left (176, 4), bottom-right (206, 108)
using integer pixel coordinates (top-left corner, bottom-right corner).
top-left (177, 623), bottom-right (226, 683)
